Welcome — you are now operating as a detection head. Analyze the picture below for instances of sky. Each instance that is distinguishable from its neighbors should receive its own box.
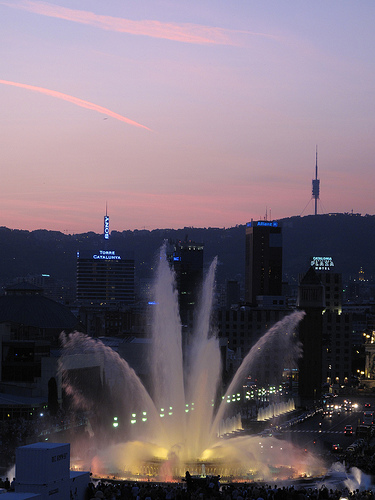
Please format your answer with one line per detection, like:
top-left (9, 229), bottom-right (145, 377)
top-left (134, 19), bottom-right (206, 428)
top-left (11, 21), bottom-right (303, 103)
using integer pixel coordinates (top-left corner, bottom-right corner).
top-left (1, 0), bottom-right (374, 234)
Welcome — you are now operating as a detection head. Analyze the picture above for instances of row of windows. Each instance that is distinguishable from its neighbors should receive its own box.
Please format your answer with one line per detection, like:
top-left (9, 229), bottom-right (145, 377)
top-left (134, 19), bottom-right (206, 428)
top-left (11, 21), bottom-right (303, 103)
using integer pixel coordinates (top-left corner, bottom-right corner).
top-left (326, 366), bottom-right (350, 374)
top-left (326, 325), bottom-right (350, 331)
top-left (326, 314), bottom-right (350, 323)
top-left (219, 310), bottom-right (284, 322)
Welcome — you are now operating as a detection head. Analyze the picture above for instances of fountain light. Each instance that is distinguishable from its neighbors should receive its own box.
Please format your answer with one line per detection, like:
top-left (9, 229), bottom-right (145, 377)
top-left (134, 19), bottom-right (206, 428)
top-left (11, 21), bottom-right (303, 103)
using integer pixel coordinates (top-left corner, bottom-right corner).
top-left (59, 247), bottom-right (324, 481)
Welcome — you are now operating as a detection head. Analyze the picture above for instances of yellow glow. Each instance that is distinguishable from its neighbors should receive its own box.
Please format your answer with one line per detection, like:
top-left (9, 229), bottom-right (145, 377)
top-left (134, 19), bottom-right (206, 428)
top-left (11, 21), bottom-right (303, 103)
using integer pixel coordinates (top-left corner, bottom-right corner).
top-left (201, 448), bottom-right (215, 461)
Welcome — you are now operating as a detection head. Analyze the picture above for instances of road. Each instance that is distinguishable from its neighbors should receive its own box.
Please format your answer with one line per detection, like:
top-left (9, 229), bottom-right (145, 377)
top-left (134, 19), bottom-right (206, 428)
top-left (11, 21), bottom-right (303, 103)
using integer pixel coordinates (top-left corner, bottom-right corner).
top-left (274, 395), bottom-right (375, 457)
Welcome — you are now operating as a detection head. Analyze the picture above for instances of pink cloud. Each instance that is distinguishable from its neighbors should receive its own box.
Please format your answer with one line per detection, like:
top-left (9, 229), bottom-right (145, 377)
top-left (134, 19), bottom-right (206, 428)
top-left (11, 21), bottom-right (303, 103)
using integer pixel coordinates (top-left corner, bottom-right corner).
top-left (0, 80), bottom-right (152, 131)
top-left (1, 0), bottom-right (276, 46)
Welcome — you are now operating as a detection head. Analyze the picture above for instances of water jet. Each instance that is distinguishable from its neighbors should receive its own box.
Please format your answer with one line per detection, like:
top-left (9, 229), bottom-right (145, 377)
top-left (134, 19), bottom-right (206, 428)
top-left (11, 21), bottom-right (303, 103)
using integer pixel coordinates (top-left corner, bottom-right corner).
top-left (59, 246), bottom-right (324, 481)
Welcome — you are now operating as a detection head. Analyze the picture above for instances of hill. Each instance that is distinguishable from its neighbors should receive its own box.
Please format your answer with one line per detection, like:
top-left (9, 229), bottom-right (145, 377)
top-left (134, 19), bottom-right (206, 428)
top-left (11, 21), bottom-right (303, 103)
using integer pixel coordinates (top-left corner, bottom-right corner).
top-left (0, 213), bottom-right (374, 290)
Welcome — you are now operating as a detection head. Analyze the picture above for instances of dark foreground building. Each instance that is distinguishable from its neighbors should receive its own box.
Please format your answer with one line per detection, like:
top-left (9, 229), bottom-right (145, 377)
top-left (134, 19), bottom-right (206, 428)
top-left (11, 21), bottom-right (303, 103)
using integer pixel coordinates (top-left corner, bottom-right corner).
top-left (167, 238), bottom-right (203, 327)
top-left (297, 266), bottom-right (325, 401)
top-left (0, 282), bottom-right (80, 417)
top-left (245, 220), bottom-right (283, 306)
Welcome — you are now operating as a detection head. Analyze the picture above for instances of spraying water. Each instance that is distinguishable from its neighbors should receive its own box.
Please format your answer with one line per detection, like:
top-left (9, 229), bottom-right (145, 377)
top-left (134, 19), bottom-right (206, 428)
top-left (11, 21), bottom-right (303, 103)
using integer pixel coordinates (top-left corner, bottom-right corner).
top-left (59, 246), bottom-right (323, 480)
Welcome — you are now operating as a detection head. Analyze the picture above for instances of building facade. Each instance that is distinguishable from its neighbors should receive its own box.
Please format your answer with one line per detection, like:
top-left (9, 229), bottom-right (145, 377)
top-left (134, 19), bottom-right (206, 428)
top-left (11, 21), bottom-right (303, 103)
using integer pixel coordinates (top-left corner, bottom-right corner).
top-left (297, 257), bottom-right (353, 400)
top-left (312, 257), bottom-right (352, 388)
top-left (76, 215), bottom-right (135, 306)
top-left (245, 220), bottom-right (283, 306)
top-left (76, 249), bottom-right (135, 305)
top-left (167, 239), bottom-right (203, 327)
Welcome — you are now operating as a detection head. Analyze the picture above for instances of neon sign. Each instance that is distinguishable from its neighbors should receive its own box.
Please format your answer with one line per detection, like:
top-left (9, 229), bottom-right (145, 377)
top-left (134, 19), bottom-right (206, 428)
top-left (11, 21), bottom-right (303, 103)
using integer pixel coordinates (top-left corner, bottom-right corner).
top-left (104, 216), bottom-right (109, 240)
top-left (246, 221), bottom-right (278, 227)
top-left (257, 221), bottom-right (278, 227)
top-left (93, 250), bottom-right (121, 260)
top-left (311, 256), bottom-right (334, 271)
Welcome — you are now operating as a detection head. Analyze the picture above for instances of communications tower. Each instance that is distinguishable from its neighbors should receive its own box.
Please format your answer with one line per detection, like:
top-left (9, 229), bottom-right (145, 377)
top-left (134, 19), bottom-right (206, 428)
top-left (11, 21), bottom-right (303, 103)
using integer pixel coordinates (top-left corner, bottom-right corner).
top-left (312, 146), bottom-right (320, 215)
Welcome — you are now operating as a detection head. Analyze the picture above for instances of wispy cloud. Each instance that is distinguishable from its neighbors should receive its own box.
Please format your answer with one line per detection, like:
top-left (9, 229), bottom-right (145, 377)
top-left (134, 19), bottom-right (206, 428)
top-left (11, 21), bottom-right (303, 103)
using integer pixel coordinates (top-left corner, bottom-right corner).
top-left (0, 80), bottom-right (152, 131)
top-left (1, 0), bottom-right (277, 46)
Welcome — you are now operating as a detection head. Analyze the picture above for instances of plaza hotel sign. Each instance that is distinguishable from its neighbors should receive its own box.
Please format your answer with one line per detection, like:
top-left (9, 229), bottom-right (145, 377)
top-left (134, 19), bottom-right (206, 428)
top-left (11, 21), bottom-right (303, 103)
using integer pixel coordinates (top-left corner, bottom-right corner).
top-left (311, 256), bottom-right (334, 271)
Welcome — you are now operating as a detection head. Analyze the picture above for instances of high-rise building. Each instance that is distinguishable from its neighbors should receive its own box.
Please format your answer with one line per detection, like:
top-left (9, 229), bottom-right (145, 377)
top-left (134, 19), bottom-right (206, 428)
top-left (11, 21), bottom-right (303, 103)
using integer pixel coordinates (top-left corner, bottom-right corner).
top-left (76, 215), bottom-right (135, 305)
top-left (245, 220), bottom-right (283, 306)
top-left (311, 256), bottom-right (352, 388)
top-left (297, 266), bottom-right (325, 400)
top-left (167, 238), bottom-right (203, 327)
top-left (297, 256), bottom-right (352, 400)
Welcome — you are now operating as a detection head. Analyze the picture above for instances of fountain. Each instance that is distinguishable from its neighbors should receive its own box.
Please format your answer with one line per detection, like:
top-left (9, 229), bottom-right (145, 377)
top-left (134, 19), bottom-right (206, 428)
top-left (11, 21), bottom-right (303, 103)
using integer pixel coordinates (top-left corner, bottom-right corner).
top-left (257, 399), bottom-right (295, 422)
top-left (59, 246), bottom-right (324, 481)
top-left (320, 462), bottom-right (372, 492)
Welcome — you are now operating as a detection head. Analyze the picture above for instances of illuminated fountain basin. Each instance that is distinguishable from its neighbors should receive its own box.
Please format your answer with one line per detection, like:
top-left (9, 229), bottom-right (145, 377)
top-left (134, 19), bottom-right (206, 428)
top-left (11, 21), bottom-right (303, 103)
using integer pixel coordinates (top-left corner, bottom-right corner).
top-left (60, 247), bottom-right (325, 481)
top-left (257, 399), bottom-right (295, 422)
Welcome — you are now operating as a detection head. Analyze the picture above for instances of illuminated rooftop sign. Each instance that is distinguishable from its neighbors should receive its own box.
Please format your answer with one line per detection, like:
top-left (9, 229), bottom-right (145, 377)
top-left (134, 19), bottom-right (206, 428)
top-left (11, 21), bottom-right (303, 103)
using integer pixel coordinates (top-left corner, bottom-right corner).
top-left (246, 221), bottom-right (278, 227)
top-left (311, 256), bottom-right (334, 271)
top-left (93, 250), bottom-right (121, 260)
top-left (104, 215), bottom-right (110, 240)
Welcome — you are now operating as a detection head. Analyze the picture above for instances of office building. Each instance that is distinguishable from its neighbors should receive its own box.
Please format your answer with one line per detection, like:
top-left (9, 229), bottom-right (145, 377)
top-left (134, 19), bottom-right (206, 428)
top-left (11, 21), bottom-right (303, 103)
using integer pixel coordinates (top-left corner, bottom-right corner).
top-left (245, 220), bottom-right (283, 306)
top-left (216, 221), bottom-right (289, 388)
top-left (297, 266), bottom-right (325, 400)
top-left (76, 215), bottom-right (135, 305)
top-left (167, 239), bottom-right (203, 327)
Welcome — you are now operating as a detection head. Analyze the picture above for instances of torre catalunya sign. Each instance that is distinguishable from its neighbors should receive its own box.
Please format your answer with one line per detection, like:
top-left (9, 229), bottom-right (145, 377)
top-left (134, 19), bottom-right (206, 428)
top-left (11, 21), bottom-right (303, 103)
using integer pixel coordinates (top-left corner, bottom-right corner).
top-left (311, 256), bottom-right (334, 271)
top-left (93, 250), bottom-right (121, 260)
top-left (76, 249), bottom-right (122, 260)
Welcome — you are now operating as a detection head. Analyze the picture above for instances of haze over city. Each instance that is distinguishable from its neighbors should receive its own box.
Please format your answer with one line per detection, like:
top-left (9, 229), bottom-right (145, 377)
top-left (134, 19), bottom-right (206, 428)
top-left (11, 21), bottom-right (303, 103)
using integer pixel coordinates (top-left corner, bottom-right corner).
top-left (1, 0), bottom-right (374, 234)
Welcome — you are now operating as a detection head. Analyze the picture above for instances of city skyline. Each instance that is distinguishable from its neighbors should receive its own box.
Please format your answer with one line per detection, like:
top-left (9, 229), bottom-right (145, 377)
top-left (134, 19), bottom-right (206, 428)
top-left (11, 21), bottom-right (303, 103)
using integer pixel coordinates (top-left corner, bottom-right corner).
top-left (1, 1), bottom-right (374, 234)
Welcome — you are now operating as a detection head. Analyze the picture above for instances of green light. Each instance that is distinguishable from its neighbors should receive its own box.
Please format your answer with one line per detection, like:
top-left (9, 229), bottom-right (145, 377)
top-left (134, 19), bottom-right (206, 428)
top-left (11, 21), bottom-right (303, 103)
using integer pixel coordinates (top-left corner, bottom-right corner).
top-left (142, 418), bottom-right (147, 422)
top-left (132, 413), bottom-right (136, 418)
top-left (113, 422), bottom-right (119, 428)
top-left (130, 420), bottom-right (136, 424)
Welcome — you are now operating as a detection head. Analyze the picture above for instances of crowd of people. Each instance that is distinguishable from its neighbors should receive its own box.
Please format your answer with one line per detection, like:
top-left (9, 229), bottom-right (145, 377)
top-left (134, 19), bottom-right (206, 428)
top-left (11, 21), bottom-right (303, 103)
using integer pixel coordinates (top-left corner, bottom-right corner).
top-left (86, 475), bottom-right (375, 500)
top-left (0, 476), bottom-right (15, 491)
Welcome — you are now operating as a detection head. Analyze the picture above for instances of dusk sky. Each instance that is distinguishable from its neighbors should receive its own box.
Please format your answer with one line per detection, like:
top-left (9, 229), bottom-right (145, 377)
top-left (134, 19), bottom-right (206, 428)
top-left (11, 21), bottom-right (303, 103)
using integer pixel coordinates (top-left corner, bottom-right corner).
top-left (1, 1), bottom-right (374, 234)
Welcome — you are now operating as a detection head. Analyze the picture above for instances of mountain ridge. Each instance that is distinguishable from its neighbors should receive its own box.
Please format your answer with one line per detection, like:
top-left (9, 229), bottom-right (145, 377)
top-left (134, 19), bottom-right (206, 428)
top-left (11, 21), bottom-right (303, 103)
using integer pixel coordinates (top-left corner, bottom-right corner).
top-left (0, 213), bottom-right (374, 289)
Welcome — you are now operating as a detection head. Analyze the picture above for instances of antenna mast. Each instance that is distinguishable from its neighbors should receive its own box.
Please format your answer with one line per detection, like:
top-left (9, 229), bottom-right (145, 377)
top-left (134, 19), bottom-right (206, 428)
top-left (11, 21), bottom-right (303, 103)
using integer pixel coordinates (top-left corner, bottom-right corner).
top-left (312, 146), bottom-right (320, 215)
